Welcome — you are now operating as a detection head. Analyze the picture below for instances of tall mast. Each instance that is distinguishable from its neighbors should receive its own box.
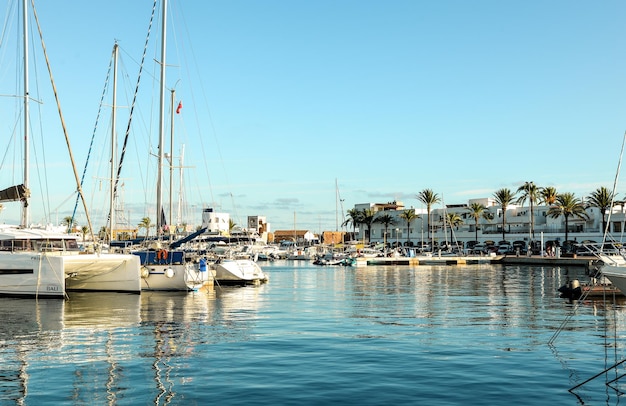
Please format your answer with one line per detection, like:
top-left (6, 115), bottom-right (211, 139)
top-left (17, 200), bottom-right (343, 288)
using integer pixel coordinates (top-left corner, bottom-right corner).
top-left (109, 43), bottom-right (119, 243)
top-left (169, 88), bottom-right (175, 234)
top-left (335, 178), bottom-right (338, 231)
top-left (21, 0), bottom-right (29, 227)
top-left (177, 144), bottom-right (185, 225)
top-left (156, 0), bottom-right (167, 235)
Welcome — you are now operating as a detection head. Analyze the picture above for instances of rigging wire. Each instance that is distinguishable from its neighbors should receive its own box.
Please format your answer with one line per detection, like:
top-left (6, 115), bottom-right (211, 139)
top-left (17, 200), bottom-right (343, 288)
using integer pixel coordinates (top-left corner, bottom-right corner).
top-left (71, 44), bottom-right (114, 226)
top-left (602, 130), bottom-right (626, 248)
top-left (113, 0), bottom-right (158, 203)
top-left (30, 0), bottom-right (95, 239)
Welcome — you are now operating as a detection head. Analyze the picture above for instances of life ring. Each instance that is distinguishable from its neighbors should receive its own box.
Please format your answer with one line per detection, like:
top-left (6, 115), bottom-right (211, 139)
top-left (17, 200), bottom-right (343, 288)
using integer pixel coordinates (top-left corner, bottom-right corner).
top-left (156, 249), bottom-right (168, 261)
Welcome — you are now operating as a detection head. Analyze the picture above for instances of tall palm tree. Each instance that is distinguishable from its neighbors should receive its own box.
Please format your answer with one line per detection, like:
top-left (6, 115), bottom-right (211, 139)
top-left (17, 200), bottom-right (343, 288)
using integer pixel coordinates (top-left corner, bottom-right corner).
top-left (467, 202), bottom-right (488, 243)
top-left (587, 186), bottom-right (615, 235)
top-left (539, 186), bottom-right (558, 206)
top-left (399, 209), bottom-right (419, 245)
top-left (374, 213), bottom-right (397, 246)
top-left (493, 188), bottom-right (516, 242)
top-left (360, 208), bottom-right (376, 243)
top-left (417, 189), bottom-right (440, 244)
top-left (343, 208), bottom-right (363, 241)
top-left (516, 181), bottom-right (539, 241)
top-left (138, 217), bottom-right (153, 238)
top-left (547, 192), bottom-right (589, 243)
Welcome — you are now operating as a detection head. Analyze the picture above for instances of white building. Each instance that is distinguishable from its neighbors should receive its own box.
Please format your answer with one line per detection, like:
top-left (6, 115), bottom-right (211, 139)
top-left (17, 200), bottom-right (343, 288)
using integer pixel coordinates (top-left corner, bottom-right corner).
top-left (352, 199), bottom-right (625, 251)
top-left (201, 208), bottom-right (229, 234)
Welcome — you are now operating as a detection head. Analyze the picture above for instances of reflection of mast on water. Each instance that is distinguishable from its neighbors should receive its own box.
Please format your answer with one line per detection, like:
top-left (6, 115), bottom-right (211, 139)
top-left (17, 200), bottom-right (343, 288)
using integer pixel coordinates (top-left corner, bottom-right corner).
top-left (153, 322), bottom-right (176, 405)
top-left (105, 333), bottom-right (119, 406)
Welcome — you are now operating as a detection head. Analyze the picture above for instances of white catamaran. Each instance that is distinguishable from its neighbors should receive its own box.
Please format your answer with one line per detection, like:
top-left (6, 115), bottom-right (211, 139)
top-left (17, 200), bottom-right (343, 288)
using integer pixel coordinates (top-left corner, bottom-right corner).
top-left (0, 0), bottom-right (141, 298)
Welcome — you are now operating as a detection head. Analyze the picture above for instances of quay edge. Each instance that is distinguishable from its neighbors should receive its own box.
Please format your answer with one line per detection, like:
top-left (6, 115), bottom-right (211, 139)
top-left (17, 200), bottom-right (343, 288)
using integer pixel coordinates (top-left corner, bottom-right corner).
top-left (355, 255), bottom-right (597, 269)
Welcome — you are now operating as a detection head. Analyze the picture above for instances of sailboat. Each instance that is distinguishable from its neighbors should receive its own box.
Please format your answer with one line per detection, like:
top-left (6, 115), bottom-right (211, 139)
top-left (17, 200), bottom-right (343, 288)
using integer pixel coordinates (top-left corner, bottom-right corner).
top-left (596, 133), bottom-right (626, 294)
top-left (0, 0), bottom-right (142, 298)
top-left (116, 0), bottom-right (209, 291)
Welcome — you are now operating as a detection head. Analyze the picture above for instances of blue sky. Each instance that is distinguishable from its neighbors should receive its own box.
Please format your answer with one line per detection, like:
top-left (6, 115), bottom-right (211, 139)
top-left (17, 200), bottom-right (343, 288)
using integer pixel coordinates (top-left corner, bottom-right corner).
top-left (1, 0), bottom-right (626, 233)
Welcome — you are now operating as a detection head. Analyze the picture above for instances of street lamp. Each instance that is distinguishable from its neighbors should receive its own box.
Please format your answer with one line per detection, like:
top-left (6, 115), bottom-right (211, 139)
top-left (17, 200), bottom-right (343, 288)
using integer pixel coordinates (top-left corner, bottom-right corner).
top-left (383, 231), bottom-right (387, 251)
top-left (395, 228), bottom-right (399, 249)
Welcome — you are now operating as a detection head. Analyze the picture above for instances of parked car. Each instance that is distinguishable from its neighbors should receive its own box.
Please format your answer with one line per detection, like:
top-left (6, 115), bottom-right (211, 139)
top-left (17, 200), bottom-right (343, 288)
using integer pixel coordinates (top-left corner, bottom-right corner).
top-left (497, 244), bottom-right (513, 255)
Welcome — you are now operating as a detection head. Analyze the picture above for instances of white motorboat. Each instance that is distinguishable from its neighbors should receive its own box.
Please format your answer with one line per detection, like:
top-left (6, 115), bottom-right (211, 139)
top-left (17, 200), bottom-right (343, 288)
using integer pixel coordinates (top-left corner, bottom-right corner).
top-left (598, 251), bottom-right (626, 294)
top-left (212, 259), bottom-right (268, 285)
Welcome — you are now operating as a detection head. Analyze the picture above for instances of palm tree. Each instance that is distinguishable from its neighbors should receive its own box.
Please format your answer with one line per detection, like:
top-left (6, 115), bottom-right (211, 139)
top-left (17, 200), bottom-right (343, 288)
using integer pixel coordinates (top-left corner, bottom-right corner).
top-left (417, 189), bottom-right (440, 244)
top-left (493, 188), bottom-right (516, 242)
top-left (374, 213), bottom-right (397, 246)
top-left (399, 209), bottom-right (419, 245)
top-left (516, 181), bottom-right (540, 241)
top-left (99, 226), bottom-right (109, 240)
top-left (539, 186), bottom-right (558, 206)
top-left (445, 212), bottom-right (463, 248)
top-left (63, 216), bottom-right (75, 233)
top-left (343, 208), bottom-right (363, 241)
top-left (547, 192), bottom-right (589, 243)
top-left (80, 226), bottom-right (89, 242)
top-left (138, 217), bottom-right (153, 238)
top-left (359, 208), bottom-right (376, 243)
top-left (587, 186), bottom-right (615, 235)
top-left (467, 202), bottom-right (488, 243)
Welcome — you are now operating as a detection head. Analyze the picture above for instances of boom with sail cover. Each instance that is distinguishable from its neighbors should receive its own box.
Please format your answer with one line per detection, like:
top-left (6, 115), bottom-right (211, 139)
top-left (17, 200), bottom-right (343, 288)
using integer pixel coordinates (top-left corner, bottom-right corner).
top-left (0, 185), bottom-right (30, 203)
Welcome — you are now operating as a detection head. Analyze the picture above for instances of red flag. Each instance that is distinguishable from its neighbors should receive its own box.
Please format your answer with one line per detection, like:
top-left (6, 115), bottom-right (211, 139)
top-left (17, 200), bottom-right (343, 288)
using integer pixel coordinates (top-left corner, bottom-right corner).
top-left (176, 101), bottom-right (182, 114)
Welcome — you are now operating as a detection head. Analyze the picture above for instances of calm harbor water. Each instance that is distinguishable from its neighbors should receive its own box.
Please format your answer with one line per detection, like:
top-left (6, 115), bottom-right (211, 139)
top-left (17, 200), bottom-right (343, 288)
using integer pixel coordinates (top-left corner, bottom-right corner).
top-left (1, 260), bottom-right (625, 405)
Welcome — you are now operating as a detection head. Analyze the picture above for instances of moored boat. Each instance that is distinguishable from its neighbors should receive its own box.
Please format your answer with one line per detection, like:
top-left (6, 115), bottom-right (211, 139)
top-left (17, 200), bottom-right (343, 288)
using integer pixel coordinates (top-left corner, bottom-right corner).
top-left (212, 258), bottom-right (268, 285)
top-left (558, 277), bottom-right (623, 300)
top-left (0, 225), bottom-right (141, 297)
top-left (132, 245), bottom-right (209, 291)
top-left (0, 1), bottom-right (141, 298)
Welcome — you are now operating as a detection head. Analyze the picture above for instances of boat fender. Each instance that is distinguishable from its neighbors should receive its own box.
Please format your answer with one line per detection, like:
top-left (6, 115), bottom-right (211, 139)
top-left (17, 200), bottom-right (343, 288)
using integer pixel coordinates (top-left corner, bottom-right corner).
top-left (199, 258), bottom-right (207, 272)
top-left (165, 268), bottom-right (174, 278)
top-left (570, 279), bottom-right (580, 289)
top-left (141, 266), bottom-right (150, 278)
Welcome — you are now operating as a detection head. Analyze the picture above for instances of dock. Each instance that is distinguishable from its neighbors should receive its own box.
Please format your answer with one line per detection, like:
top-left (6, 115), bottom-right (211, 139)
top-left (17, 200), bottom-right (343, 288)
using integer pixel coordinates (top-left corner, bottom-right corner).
top-left (354, 254), bottom-right (598, 269)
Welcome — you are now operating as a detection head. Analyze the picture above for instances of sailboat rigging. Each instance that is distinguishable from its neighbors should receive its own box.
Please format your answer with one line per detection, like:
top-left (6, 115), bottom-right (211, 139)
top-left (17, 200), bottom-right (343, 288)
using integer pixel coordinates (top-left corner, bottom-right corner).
top-left (0, 0), bottom-right (142, 298)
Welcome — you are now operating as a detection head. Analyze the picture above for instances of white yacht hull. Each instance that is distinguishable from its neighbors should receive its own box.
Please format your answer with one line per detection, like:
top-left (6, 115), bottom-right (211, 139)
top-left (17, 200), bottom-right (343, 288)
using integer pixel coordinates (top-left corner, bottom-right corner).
top-left (0, 252), bottom-right (141, 298)
top-left (213, 259), bottom-right (268, 284)
top-left (140, 263), bottom-right (210, 291)
top-left (64, 253), bottom-right (141, 293)
top-left (600, 266), bottom-right (626, 295)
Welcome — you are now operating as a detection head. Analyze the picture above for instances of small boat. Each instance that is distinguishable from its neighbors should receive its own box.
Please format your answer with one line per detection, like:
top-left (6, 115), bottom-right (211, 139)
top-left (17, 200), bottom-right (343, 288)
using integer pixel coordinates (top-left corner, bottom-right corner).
top-left (313, 257), bottom-right (355, 266)
top-left (212, 259), bottom-right (268, 285)
top-left (558, 277), bottom-right (623, 300)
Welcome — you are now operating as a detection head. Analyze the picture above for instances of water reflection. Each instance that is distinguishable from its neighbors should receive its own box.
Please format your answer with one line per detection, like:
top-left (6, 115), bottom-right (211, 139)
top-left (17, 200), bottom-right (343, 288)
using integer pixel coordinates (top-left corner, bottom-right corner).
top-left (0, 293), bottom-right (142, 404)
